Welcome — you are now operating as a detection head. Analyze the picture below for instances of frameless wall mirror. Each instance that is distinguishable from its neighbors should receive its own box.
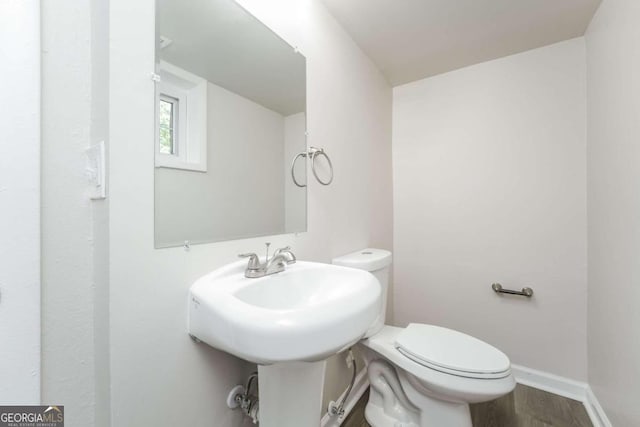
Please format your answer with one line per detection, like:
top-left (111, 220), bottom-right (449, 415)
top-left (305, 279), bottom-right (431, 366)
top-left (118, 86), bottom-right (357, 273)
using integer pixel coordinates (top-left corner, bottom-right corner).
top-left (154, 0), bottom-right (307, 248)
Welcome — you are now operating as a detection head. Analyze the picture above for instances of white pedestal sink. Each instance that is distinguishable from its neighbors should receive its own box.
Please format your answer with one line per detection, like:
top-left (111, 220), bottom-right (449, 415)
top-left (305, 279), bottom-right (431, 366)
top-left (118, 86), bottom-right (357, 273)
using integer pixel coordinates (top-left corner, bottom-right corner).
top-left (258, 361), bottom-right (326, 427)
top-left (188, 260), bottom-right (381, 426)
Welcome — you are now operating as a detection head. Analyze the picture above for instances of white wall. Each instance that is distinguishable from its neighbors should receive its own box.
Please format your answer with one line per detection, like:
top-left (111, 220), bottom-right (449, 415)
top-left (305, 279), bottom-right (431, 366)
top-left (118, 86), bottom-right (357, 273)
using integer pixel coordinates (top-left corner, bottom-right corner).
top-left (109, 1), bottom-right (392, 426)
top-left (393, 38), bottom-right (588, 380)
top-left (89, 0), bottom-right (111, 424)
top-left (0, 0), bottom-right (40, 404)
top-left (586, 0), bottom-right (640, 424)
top-left (155, 82), bottom-right (287, 247)
top-left (41, 0), bottom-right (111, 425)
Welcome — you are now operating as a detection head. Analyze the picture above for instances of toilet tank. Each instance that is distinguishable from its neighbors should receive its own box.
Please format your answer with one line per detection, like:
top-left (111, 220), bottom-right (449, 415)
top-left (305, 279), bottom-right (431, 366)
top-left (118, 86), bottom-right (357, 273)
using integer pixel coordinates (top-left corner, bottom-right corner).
top-left (332, 248), bottom-right (392, 338)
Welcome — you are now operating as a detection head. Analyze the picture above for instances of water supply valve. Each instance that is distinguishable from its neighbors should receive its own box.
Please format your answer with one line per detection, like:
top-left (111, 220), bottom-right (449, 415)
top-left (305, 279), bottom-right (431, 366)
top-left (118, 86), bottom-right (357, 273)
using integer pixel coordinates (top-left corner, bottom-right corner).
top-left (328, 400), bottom-right (345, 418)
top-left (226, 372), bottom-right (260, 424)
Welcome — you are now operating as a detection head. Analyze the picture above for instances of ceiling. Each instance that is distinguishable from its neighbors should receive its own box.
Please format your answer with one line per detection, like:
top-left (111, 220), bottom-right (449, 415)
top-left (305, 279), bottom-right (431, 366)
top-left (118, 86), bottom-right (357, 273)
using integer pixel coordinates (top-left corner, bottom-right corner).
top-left (322, 0), bottom-right (601, 86)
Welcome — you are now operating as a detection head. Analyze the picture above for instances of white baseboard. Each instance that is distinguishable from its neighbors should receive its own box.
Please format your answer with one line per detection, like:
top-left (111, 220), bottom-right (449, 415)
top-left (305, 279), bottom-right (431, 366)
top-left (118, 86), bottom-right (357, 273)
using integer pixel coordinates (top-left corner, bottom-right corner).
top-left (584, 386), bottom-right (613, 427)
top-left (511, 364), bottom-right (611, 427)
top-left (511, 364), bottom-right (588, 402)
top-left (320, 368), bottom-right (369, 427)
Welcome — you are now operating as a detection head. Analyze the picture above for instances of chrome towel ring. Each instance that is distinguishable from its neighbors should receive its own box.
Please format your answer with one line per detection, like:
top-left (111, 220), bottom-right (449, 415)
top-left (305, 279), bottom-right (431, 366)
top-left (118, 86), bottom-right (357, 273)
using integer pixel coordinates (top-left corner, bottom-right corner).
top-left (291, 146), bottom-right (334, 187)
top-left (291, 152), bottom-right (307, 187)
top-left (310, 147), bottom-right (333, 185)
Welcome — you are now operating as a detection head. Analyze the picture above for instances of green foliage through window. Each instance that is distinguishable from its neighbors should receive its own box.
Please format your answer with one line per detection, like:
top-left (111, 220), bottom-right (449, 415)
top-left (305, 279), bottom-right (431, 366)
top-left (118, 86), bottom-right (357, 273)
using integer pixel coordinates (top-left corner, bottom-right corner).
top-left (159, 96), bottom-right (176, 155)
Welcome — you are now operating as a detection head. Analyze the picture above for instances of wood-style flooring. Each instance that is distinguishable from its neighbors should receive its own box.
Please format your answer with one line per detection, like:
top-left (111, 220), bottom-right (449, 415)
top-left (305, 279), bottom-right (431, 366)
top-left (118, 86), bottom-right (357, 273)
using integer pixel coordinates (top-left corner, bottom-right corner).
top-left (342, 384), bottom-right (593, 427)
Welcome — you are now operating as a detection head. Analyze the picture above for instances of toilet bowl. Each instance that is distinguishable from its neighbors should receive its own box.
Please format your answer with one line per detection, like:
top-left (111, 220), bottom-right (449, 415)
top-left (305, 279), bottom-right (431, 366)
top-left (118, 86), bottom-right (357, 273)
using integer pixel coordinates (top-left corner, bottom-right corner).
top-left (332, 249), bottom-right (516, 427)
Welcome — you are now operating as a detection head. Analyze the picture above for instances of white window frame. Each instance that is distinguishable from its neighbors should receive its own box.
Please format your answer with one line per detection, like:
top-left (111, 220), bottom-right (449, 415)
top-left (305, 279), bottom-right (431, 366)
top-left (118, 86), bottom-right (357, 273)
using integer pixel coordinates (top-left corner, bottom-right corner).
top-left (155, 61), bottom-right (207, 172)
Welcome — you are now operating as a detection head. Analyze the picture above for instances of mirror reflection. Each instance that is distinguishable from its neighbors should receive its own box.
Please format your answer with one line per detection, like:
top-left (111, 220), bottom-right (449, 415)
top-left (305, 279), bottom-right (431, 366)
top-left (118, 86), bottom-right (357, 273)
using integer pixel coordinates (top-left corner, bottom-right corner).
top-left (155, 0), bottom-right (307, 248)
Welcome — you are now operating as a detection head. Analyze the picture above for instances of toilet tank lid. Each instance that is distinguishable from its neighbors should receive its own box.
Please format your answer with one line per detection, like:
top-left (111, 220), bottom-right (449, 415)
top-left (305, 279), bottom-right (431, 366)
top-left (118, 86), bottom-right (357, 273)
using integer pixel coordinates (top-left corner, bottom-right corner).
top-left (332, 248), bottom-right (392, 272)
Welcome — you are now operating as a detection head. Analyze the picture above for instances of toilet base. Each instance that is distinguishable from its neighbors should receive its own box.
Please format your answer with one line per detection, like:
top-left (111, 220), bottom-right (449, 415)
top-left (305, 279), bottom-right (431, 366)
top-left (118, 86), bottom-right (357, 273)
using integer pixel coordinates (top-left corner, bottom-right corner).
top-left (365, 403), bottom-right (419, 427)
top-left (365, 402), bottom-right (471, 427)
top-left (364, 359), bottom-right (472, 427)
top-left (400, 368), bottom-right (472, 427)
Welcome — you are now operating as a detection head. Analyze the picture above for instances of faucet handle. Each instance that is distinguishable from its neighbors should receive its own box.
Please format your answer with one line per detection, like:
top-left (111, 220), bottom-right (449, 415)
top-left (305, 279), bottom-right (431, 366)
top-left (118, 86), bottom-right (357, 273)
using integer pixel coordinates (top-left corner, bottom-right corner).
top-left (238, 253), bottom-right (261, 270)
top-left (273, 246), bottom-right (291, 256)
top-left (274, 246), bottom-right (296, 264)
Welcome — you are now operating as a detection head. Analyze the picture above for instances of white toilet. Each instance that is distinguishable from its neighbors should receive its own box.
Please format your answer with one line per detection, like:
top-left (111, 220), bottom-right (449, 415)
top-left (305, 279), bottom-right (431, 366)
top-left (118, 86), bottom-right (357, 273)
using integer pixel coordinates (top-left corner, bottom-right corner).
top-left (332, 249), bottom-right (516, 427)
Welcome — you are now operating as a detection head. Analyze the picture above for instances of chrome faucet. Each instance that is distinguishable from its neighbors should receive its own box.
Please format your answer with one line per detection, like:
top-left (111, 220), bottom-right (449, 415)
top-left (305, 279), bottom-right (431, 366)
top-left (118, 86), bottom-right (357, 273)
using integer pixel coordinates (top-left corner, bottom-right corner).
top-left (238, 243), bottom-right (296, 278)
top-left (265, 246), bottom-right (296, 275)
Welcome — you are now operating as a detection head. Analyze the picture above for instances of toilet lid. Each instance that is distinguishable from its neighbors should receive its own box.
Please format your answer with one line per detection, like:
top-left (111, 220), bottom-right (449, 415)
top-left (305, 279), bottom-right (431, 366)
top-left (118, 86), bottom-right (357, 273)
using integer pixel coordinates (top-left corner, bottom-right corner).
top-left (395, 324), bottom-right (511, 379)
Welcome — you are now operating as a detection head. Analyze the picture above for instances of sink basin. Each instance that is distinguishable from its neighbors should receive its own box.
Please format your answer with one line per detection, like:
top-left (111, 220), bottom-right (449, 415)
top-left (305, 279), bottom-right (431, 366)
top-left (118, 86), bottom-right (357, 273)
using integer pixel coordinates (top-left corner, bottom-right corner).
top-left (188, 260), bottom-right (381, 364)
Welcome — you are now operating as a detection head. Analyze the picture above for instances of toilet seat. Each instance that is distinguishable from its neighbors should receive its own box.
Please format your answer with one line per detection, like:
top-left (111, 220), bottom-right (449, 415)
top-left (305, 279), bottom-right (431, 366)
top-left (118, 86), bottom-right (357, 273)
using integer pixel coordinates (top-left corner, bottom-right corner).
top-left (362, 325), bottom-right (516, 405)
top-left (395, 324), bottom-right (511, 379)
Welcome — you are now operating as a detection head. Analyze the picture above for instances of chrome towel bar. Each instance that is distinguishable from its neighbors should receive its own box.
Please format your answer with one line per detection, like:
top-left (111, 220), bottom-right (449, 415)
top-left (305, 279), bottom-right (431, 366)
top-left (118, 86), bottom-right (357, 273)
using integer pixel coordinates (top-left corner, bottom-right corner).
top-left (492, 283), bottom-right (534, 298)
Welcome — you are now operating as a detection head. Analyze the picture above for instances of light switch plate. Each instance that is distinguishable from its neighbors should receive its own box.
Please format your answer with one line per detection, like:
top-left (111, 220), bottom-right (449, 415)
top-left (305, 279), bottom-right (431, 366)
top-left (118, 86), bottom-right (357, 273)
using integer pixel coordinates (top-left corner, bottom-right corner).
top-left (86, 141), bottom-right (106, 200)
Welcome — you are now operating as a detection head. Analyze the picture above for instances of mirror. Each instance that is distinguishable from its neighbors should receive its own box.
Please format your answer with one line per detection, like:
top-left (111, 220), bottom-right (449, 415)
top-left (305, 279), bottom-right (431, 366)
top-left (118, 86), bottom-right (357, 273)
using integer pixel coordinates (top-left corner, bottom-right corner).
top-left (154, 0), bottom-right (307, 248)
